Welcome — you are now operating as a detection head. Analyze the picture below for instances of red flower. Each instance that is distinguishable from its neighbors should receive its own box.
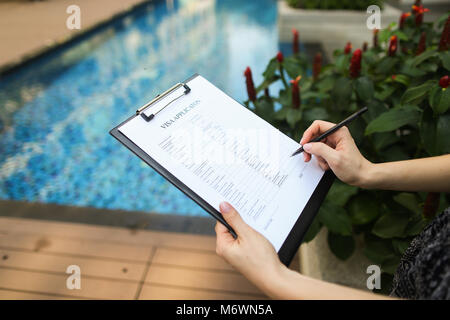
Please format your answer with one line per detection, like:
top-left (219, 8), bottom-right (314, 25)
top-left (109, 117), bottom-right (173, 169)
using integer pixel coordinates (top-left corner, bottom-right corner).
top-left (290, 75), bottom-right (302, 109)
top-left (416, 32), bottom-right (426, 56)
top-left (292, 28), bottom-right (299, 54)
top-left (373, 29), bottom-right (379, 48)
top-left (412, 5), bottom-right (429, 26)
top-left (439, 15), bottom-right (450, 51)
top-left (362, 42), bottom-right (368, 52)
top-left (399, 12), bottom-right (411, 29)
top-left (276, 51), bottom-right (284, 63)
top-left (388, 35), bottom-right (398, 56)
top-left (349, 49), bottom-right (362, 78)
top-left (244, 67), bottom-right (256, 102)
top-left (344, 42), bottom-right (352, 54)
top-left (313, 53), bottom-right (322, 81)
top-left (423, 192), bottom-right (439, 219)
top-left (439, 75), bottom-right (449, 89)
top-left (392, 75), bottom-right (397, 80)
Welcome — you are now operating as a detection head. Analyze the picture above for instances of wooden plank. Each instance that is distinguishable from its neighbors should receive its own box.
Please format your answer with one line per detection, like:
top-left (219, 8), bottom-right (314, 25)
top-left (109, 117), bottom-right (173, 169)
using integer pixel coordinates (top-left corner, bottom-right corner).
top-left (0, 217), bottom-right (216, 252)
top-left (0, 249), bottom-right (145, 281)
top-left (152, 248), bottom-right (234, 272)
top-left (0, 289), bottom-right (77, 300)
top-left (0, 232), bottom-right (152, 262)
top-left (145, 265), bottom-right (263, 296)
top-left (0, 268), bottom-right (138, 299)
top-left (139, 284), bottom-right (266, 300)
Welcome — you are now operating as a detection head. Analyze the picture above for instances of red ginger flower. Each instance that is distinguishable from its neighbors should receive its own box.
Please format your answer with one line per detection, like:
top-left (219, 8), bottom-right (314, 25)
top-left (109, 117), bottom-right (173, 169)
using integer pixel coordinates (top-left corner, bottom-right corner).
top-left (344, 42), bottom-right (352, 54)
top-left (276, 51), bottom-right (284, 63)
top-left (373, 29), bottom-right (379, 48)
top-left (388, 35), bottom-right (398, 56)
top-left (416, 32), bottom-right (426, 56)
top-left (292, 28), bottom-right (299, 54)
top-left (244, 67), bottom-right (256, 102)
top-left (439, 75), bottom-right (450, 89)
top-left (412, 5), bottom-right (429, 26)
top-left (349, 49), bottom-right (362, 78)
top-left (313, 53), bottom-right (322, 81)
top-left (439, 16), bottom-right (450, 51)
top-left (399, 12), bottom-right (411, 29)
top-left (362, 42), bottom-right (368, 52)
top-left (290, 76), bottom-right (302, 109)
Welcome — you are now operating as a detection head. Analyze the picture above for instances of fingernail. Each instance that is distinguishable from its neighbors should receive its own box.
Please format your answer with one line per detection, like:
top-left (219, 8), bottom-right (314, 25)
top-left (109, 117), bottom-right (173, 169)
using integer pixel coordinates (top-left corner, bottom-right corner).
top-left (220, 202), bottom-right (232, 213)
top-left (303, 143), bottom-right (311, 151)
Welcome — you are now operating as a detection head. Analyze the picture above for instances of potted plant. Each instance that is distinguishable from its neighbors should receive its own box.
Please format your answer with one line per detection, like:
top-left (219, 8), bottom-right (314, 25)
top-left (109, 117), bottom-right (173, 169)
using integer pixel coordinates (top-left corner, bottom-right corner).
top-left (243, 5), bottom-right (450, 292)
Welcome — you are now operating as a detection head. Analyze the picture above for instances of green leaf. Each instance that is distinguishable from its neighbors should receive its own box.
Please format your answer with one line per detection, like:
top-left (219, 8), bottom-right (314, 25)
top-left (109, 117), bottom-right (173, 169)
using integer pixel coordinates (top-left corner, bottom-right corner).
top-left (400, 80), bottom-right (435, 105)
top-left (283, 57), bottom-right (303, 79)
top-left (303, 107), bottom-right (329, 123)
top-left (318, 200), bottom-right (352, 236)
top-left (392, 74), bottom-right (410, 87)
top-left (404, 214), bottom-right (428, 236)
top-left (393, 193), bottom-right (421, 215)
top-left (254, 98), bottom-right (274, 120)
top-left (421, 109), bottom-right (450, 155)
top-left (262, 58), bottom-right (277, 79)
top-left (331, 77), bottom-right (353, 108)
top-left (286, 108), bottom-right (302, 128)
top-left (365, 105), bottom-right (421, 135)
top-left (381, 255), bottom-right (401, 275)
top-left (303, 216), bottom-right (322, 243)
top-left (348, 194), bottom-right (380, 225)
top-left (327, 231), bottom-right (355, 260)
top-left (334, 55), bottom-right (350, 74)
top-left (316, 76), bottom-right (335, 93)
top-left (375, 57), bottom-right (397, 74)
top-left (274, 106), bottom-right (288, 120)
top-left (327, 181), bottom-right (358, 207)
top-left (374, 85), bottom-right (396, 101)
top-left (432, 88), bottom-right (450, 115)
top-left (372, 132), bottom-right (399, 151)
top-left (364, 237), bottom-right (396, 264)
top-left (392, 238), bottom-right (411, 255)
top-left (372, 212), bottom-right (410, 239)
top-left (440, 52), bottom-right (450, 71)
top-left (399, 64), bottom-right (427, 77)
top-left (409, 48), bottom-right (437, 67)
top-left (354, 76), bottom-right (374, 101)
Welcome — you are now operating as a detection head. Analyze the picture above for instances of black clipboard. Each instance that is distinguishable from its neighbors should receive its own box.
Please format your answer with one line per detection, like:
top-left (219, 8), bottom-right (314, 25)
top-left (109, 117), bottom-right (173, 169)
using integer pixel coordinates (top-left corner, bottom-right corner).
top-left (110, 74), bottom-right (335, 266)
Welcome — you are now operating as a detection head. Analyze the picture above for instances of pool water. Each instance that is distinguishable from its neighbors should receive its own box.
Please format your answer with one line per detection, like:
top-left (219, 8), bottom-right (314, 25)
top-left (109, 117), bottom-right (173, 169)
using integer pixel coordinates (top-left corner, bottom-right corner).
top-left (0, 0), bottom-right (284, 216)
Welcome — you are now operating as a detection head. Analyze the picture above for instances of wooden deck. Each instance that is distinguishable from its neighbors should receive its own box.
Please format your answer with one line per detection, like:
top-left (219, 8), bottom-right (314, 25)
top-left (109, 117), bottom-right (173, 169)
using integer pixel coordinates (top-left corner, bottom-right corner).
top-left (0, 217), bottom-right (298, 300)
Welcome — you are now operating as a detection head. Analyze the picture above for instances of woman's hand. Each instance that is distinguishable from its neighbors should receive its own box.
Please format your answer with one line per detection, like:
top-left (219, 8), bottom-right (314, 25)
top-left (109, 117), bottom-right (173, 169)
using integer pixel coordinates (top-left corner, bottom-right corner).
top-left (300, 120), bottom-right (372, 187)
top-left (215, 202), bottom-right (283, 293)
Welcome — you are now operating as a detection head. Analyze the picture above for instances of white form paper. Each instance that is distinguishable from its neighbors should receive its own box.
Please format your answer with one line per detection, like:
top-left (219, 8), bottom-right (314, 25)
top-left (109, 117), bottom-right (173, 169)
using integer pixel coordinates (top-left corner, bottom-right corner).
top-left (119, 76), bottom-right (325, 251)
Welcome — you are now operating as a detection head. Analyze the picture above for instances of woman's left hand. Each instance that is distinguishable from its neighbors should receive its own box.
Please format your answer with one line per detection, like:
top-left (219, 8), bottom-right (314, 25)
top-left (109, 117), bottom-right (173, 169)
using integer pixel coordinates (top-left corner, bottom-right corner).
top-left (215, 202), bottom-right (283, 292)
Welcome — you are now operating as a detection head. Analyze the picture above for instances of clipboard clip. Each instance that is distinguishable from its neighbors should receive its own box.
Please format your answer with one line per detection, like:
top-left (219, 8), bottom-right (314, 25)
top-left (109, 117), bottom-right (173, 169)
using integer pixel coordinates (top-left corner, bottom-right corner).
top-left (136, 82), bottom-right (191, 122)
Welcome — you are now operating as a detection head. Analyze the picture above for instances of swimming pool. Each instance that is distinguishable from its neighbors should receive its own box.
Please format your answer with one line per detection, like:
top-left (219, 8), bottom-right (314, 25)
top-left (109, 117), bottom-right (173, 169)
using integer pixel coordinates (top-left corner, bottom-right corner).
top-left (0, 0), bottom-right (282, 216)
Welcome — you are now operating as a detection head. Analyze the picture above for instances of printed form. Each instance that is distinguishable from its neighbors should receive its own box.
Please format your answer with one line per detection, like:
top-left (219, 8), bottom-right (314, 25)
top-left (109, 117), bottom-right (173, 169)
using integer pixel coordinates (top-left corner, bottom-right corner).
top-left (119, 76), bottom-right (324, 251)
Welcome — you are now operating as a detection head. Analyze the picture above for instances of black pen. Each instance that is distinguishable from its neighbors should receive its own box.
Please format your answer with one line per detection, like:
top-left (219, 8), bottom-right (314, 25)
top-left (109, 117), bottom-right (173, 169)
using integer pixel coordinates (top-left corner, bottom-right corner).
top-left (291, 106), bottom-right (368, 157)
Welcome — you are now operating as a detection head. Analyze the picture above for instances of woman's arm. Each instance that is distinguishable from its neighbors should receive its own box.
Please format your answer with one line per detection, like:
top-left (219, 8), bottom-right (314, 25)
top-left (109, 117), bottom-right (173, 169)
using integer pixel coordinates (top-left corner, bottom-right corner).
top-left (300, 120), bottom-right (450, 193)
top-left (362, 156), bottom-right (450, 192)
top-left (215, 202), bottom-right (392, 300)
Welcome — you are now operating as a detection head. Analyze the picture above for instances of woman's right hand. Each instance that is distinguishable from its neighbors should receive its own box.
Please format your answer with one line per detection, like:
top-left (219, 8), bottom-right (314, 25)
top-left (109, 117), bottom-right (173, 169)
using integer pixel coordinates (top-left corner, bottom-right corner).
top-left (300, 120), bottom-right (373, 187)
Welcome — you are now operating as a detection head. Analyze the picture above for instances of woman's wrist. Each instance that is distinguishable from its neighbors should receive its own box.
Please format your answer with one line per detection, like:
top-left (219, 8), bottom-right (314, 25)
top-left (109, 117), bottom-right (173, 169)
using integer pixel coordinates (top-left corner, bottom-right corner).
top-left (259, 263), bottom-right (299, 299)
top-left (357, 160), bottom-right (378, 189)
